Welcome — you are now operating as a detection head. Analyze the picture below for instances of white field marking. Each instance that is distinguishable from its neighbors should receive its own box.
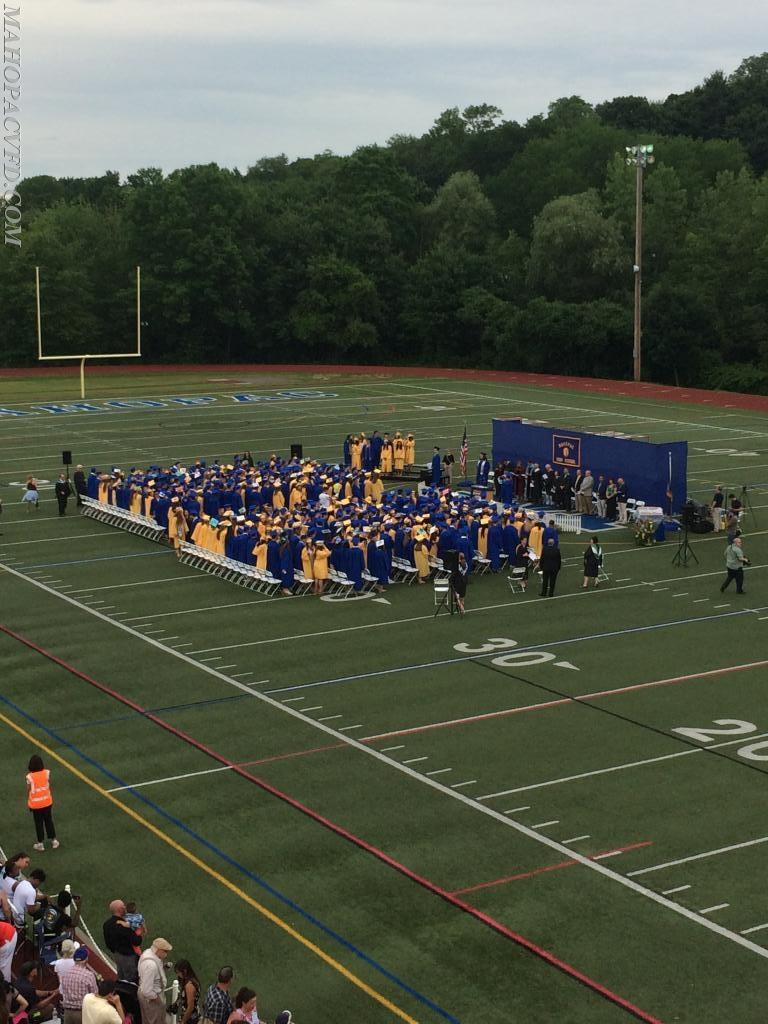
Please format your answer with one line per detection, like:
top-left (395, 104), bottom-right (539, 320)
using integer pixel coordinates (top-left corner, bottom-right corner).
top-left (169, 642), bottom-right (192, 649)
top-left (741, 923), bottom-right (768, 935)
top-left (693, 599), bottom-right (710, 603)
top-left (67, 576), bottom-right (203, 594)
top-left (594, 850), bottom-right (627, 860)
top-left (0, 532), bottom-right (123, 546)
top-left (627, 836), bottom-right (768, 877)
top-left (156, 636), bottom-right (179, 642)
top-left (759, 616), bottom-right (768, 621)
top-left (504, 806), bottom-right (531, 814)
top-left (131, 623), bottom-right (153, 628)
top-left (5, 567), bottom-right (768, 962)
top-left (107, 765), bottom-right (233, 792)
top-left (714, 604), bottom-right (731, 609)
top-left (700, 904), bottom-right (730, 915)
top-left (615, 578), bottom-right (631, 582)
top-left (379, 745), bottom-right (405, 752)
top-left (338, 724), bottom-right (363, 731)
top-left (97, 606), bottom-right (116, 612)
top-left (141, 630), bottom-right (165, 636)
top-left (562, 835), bottom-right (591, 844)
top-left (672, 593), bottom-right (689, 598)
top-left (303, 705), bottom-right (323, 712)
top-left (246, 679), bottom-right (270, 686)
top-left (198, 656), bottom-right (223, 663)
top-left (387, 381), bottom-right (767, 437)
top-left (282, 697), bottom-right (305, 703)
top-left (276, 612), bottom-right (760, 698)
top-left (450, 780), bottom-right (477, 788)
top-left (231, 672), bottom-right (253, 678)
top-left (402, 756), bottom-right (429, 765)
top-left (317, 715), bottom-right (343, 722)
top-left (120, 594), bottom-right (304, 621)
top-left (477, 732), bottom-right (768, 799)
top-left (652, 588), bottom-right (670, 593)
top-left (217, 665), bottom-right (238, 671)
top-left (426, 768), bottom-right (453, 776)
top-left (188, 582), bottom-right (649, 655)
top-left (662, 885), bottom-right (691, 895)
top-left (532, 820), bottom-right (559, 829)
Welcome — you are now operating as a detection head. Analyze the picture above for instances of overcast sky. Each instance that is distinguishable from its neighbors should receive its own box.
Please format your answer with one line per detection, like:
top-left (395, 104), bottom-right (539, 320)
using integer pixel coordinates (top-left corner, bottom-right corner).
top-left (19, 0), bottom-right (768, 179)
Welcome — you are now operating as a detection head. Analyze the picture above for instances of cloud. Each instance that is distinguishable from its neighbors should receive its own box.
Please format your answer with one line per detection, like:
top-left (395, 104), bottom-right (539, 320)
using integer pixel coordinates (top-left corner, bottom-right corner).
top-left (20, 0), bottom-right (768, 177)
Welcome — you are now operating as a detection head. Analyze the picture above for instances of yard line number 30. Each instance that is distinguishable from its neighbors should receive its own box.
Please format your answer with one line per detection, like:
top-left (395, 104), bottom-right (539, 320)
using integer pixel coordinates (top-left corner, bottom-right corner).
top-left (672, 719), bottom-right (768, 761)
top-left (453, 637), bottom-right (557, 667)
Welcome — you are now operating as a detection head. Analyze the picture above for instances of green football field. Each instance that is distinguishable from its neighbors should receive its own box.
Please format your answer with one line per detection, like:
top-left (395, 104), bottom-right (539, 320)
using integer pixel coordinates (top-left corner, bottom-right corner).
top-left (1, 367), bottom-right (767, 1024)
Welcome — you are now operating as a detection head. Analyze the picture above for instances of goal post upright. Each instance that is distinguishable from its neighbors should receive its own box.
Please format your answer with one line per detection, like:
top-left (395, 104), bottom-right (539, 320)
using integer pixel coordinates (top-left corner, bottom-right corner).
top-left (35, 265), bottom-right (142, 398)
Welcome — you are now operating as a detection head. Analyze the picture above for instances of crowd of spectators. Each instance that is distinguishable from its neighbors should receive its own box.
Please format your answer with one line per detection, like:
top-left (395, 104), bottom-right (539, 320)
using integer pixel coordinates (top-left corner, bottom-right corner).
top-left (1, 853), bottom-right (293, 1024)
top-left (492, 460), bottom-right (629, 522)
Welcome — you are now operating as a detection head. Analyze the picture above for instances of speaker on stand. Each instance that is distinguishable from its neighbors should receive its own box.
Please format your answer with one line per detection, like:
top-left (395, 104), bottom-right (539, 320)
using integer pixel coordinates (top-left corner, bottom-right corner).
top-left (290, 444), bottom-right (303, 461)
top-left (62, 450), bottom-right (73, 481)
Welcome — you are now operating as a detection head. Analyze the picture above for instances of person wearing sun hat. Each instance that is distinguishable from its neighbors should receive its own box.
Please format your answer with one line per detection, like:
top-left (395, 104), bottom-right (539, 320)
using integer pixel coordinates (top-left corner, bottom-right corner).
top-left (138, 938), bottom-right (172, 1024)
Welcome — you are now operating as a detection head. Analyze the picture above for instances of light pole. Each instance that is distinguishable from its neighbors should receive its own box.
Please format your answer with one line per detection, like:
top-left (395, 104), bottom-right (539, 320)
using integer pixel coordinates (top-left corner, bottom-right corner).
top-left (625, 143), bottom-right (654, 382)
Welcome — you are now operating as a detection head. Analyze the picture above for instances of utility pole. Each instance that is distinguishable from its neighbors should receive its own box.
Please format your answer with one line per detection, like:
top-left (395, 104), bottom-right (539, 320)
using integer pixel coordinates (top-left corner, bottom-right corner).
top-left (625, 144), bottom-right (654, 382)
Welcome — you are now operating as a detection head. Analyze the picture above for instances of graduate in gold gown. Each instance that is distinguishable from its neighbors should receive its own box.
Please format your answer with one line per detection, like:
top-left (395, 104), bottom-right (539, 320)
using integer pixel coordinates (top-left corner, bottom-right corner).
top-left (350, 437), bottom-right (362, 470)
top-left (404, 434), bottom-right (415, 469)
top-left (393, 434), bottom-right (405, 473)
top-left (380, 435), bottom-right (393, 474)
top-left (312, 540), bottom-right (330, 595)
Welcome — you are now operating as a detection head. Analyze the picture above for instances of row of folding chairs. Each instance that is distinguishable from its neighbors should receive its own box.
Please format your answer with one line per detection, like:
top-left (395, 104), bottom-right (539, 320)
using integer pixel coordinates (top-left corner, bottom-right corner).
top-left (82, 496), bottom-right (167, 542)
top-left (390, 556), bottom-right (419, 584)
top-left (179, 542), bottom-right (283, 593)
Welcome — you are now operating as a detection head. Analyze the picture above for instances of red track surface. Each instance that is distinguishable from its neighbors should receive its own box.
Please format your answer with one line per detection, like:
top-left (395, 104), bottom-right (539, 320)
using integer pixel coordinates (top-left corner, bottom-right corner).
top-left (1, 623), bottom-right (664, 1024)
top-left (2, 361), bottom-right (767, 413)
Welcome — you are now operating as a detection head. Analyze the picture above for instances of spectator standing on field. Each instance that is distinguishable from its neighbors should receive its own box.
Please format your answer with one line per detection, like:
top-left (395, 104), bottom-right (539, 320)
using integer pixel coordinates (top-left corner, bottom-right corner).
top-left (617, 478), bottom-right (629, 524)
top-left (26, 754), bottom-right (59, 851)
top-left (583, 536), bottom-right (604, 589)
top-left (138, 938), bottom-right (172, 1024)
top-left (55, 474), bottom-right (73, 517)
top-left (711, 485), bottom-right (725, 531)
top-left (172, 961), bottom-right (201, 1024)
top-left (721, 536), bottom-right (750, 595)
top-left (539, 538), bottom-right (562, 598)
top-left (201, 967), bottom-right (235, 1024)
top-left (60, 947), bottom-right (98, 1024)
top-left (73, 465), bottom-right (87, 509)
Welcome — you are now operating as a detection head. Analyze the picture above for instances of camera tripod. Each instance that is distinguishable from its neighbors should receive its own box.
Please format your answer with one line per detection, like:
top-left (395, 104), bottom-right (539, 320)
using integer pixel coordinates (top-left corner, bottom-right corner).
top-left (672, 526), bottom-right (698, 567)
top-left (434, 581), bottom-right (457, 617)
top-left (740, 484), bottom-right (758, 526)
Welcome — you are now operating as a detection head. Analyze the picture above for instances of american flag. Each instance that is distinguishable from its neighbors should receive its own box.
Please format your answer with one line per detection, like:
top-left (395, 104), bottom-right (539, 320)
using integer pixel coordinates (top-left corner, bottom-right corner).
top-left (459, 424), bottom-right (468, 477)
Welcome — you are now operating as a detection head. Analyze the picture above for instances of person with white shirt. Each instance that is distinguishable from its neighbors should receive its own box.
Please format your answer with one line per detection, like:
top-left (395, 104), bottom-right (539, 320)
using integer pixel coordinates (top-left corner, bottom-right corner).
top-left (138, 938), bottom-right (172, 1024)
top-left (53, 939), bottom-right (78, 982)
top-left (11, 868), bottom-right (47, 926)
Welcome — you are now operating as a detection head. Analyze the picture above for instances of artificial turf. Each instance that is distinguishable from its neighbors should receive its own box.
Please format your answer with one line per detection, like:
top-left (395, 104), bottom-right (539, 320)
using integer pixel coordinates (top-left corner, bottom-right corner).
top-left (1, 367), bottom-right (768, 1023)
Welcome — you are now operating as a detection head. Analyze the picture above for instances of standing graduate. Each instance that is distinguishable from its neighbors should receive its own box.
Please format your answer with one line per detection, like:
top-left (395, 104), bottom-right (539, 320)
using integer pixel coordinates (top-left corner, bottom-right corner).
top-left (476, 453), bottom-right (490, 487)
top-left (393, 434), bottom-right (406, 474)
top-left (431, 448), bottom-right (442, 487)
top-left (404, 434), bottom-right (416, 469)
top-left (346, 536), bottom-right (365, 592)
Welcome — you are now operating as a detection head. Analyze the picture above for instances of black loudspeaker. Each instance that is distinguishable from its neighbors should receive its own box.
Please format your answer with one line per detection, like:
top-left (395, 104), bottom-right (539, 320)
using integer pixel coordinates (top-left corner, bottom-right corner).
top-left (290, 443), bottom-right (303, 460)
top-left (62, 450), bottom-right (72, 466)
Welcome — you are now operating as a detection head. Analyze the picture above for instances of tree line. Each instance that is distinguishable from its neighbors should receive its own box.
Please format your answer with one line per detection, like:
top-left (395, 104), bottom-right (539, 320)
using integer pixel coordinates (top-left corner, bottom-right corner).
top-left (2, 53), bottom-right (768, 392)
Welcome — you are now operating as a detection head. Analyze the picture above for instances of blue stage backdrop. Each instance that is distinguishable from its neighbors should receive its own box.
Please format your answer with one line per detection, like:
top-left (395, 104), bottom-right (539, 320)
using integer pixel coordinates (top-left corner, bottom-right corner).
top-left (492, 419), bottom-right (688, 511)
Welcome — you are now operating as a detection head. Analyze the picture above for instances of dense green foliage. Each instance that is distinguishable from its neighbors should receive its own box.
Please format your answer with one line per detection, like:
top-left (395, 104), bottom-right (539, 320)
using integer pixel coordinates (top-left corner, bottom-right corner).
top-left (3, 54), bottom-right (768, 390)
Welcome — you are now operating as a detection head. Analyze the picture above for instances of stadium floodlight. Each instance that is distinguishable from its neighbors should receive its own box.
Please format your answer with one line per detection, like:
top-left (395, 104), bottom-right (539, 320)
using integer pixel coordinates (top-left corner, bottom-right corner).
top-left (624, 143), bottom-right (655, 382)
top-left (35, 265), bottom-right (142, 398)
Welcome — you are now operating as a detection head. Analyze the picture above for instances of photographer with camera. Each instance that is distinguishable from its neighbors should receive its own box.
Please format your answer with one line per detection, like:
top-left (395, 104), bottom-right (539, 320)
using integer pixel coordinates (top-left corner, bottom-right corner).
top-left (720, 536), bottom-right (751, 595)
top-left (449, 552), bottom-right (468, 615)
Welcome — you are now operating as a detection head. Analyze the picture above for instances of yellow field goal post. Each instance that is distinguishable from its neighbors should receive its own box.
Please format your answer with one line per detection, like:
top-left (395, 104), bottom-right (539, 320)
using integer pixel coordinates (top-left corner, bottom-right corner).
top-left (35, 265), bottom-right (142, 398)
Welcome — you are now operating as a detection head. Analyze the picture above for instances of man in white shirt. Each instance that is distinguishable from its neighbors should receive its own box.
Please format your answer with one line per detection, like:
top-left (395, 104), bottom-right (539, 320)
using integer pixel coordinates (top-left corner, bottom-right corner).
top-left (82, 982), bottom-right (126, 1024)
top-left (138, 937), bottom-right (172, 1024)
top-left (11, 868), bottom-right (47, 926)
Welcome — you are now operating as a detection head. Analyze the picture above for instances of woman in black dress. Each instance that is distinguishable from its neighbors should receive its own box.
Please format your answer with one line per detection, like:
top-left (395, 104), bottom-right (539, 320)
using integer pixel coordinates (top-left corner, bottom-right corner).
top-left (583, 536), bottom-right (604, 589)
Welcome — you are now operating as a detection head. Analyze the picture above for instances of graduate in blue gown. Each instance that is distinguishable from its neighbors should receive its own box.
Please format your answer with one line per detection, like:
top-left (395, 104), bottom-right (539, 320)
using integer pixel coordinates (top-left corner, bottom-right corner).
top-left (366, 531), bottom-right (389, 590)
top-left (346, 536), bottom-right (365, 591)
top-left (431, 448), bottom-right (442, 487)
top-left (279, 534), bottom-right (295, 594)
top-left (488, 515), bottom-right (504, 572)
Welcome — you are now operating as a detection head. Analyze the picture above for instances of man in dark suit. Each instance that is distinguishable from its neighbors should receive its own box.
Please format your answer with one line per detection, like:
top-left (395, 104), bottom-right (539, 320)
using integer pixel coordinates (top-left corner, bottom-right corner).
top-left (476, 453), bottom-right (490, 487)
top-left (539, 538), bottom-right (562, 597)
top-left (73, 464), bottom-right (87, 508)
top-left (55, 474), bottom-right (72, 517)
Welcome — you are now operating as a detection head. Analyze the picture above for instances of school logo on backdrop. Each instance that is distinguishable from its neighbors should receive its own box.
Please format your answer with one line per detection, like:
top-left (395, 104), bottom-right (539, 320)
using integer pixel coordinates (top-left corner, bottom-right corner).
top-left (553, 434), bottom-right (581, 468)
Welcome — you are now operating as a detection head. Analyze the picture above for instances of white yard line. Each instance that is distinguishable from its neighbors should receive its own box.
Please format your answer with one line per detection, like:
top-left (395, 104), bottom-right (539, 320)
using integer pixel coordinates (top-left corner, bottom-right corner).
top-left (662, 885), bottom-right (691, 895)
top-left (338, 724), bottom-right (364, 731)
top-left (532, 820), bottom-right (559, 829)
top-left (628, 837), bottom-right (768, 877)
top-left (562, 835), bottom-right (590, 844)
top-left (402, 756), bottom-right (429, 765)
top-left (450, 780), bottom-right (477, 789)
top-left (379, 745), bottom-right (405, 752)
top-left (5, 561), bottom-right (768, 963)
top-left (68, 576), bottom-right (203, 594)
top-left (107, 765), bottom-right (233, 792)
top-left (700, 904), bottom-right (729, 915)
top-left (317, 715), bottom-right (343, 722)
top-left (426, 768), bottom-right (453, 777)
top-left (741, 923), bottom-right (768, 935)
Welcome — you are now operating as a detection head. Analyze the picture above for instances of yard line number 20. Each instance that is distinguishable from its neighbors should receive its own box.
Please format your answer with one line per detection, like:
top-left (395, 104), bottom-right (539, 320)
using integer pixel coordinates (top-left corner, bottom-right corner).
top-left (672, 719), bottom-right (768, 761)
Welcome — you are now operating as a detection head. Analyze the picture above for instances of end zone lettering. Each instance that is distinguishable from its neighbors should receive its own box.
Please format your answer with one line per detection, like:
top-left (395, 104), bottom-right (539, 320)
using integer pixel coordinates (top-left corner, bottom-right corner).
top-left (0, 390), bottom-right (340, 416)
